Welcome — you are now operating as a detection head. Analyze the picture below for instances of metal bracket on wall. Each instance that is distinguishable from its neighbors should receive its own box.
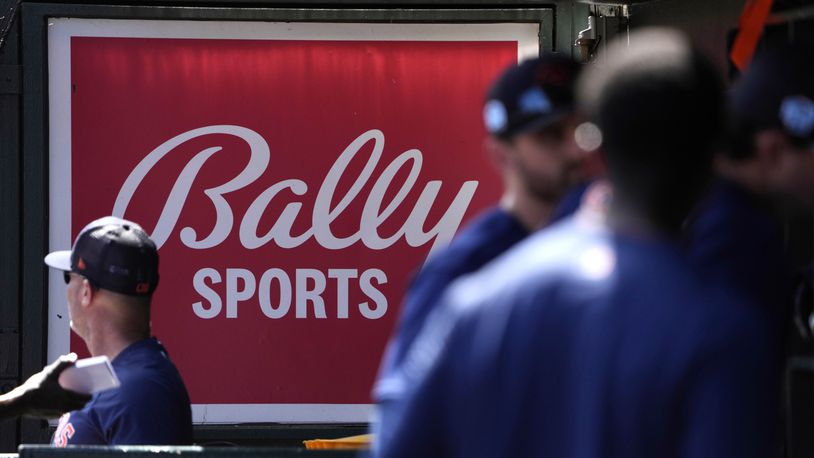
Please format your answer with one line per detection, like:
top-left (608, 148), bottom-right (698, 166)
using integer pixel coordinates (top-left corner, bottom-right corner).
top-left (0, 64), bottom-right (20, 94)
top-left (591, 5), bottom-right (630, 18)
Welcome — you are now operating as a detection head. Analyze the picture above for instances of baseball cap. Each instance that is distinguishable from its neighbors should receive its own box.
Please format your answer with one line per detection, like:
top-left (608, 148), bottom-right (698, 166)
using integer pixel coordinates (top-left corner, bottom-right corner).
top-left (483, 54), bottom-right (580, 139)
top-left (44, 216), bottom-right (160, 297)
top-left (730, 45), bottom-right (814, 149)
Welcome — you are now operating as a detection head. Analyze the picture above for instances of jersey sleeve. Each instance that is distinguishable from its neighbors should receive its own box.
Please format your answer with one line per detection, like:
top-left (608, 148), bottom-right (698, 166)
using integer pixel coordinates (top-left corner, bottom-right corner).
top-left (374, 293), bottom-right (472, 458)
top-left (380, 264), bottom-right (457, 379)
top-left (374, 328), bottom-right (457, 458)
top-left (52, 410), bottom-right (106, 447)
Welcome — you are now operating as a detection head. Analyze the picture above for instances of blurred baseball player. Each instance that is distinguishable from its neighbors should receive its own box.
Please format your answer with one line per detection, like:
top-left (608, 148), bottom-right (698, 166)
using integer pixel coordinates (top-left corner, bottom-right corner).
top-left (46, 216), bottom-right (192, 446)
top-left (374, 29), bottom-right (775, 458)
top-left (372, 54), bottom-right (585, 435)
top-left (688, 45), bottom-right (814, 336)
top-left (685, 45), bottom-right (814, 456)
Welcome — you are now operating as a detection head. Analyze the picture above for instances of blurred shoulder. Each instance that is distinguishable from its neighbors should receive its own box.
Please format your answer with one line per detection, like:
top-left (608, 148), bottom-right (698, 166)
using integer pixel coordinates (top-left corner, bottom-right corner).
top-left (439, 216), bottom-right (612, 325)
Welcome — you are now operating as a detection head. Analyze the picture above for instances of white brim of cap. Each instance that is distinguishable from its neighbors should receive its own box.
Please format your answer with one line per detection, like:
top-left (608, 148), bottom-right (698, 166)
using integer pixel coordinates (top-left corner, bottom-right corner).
top-left (44, 251), bottom-right (72, 271)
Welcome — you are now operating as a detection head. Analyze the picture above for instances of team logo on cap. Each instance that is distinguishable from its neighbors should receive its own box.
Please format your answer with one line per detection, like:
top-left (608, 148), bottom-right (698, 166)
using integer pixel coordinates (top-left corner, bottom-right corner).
top-left (483, 100), bottom-right (508, 133)
top-left (77, 258), bottom-right (86, 270)
top-left (780, 95), bottom-right (814, 138)
top-left (518, 88), bottom-right (552, 114)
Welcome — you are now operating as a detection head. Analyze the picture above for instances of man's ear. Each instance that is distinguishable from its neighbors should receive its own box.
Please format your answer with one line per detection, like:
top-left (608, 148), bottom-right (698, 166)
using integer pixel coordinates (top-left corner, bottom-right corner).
top-left (484, 136), bottom-right (512, 168)
top-left (80, 279), bottom-right (95, 308)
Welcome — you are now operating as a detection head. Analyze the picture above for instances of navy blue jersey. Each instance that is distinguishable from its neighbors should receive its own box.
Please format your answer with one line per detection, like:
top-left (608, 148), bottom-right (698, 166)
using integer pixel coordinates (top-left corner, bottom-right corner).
top-left (375, 216), bottom-right (776, 458)
top-left (686, 179), bottom-right (791, 344)
top-left (376, 207), bottom-right (528, 382)
top-left (52, 338), bottom-right (192, 446)
top-left (687, 179), bottom-right (789, 307)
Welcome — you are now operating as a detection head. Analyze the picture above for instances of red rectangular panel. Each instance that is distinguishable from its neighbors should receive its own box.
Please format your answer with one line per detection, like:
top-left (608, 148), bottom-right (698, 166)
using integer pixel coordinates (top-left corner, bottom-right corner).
top-left (69, 37), bottom-right (515, 404)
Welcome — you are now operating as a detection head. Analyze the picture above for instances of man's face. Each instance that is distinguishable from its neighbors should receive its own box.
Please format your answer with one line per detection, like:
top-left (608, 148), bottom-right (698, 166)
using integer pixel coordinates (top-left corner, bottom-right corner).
top-left (507, 114), bottom-right (586, 202)
top-left (774, 139), bottom-right (814, 207)
top-left (64, 272), bottom-right (88, 339)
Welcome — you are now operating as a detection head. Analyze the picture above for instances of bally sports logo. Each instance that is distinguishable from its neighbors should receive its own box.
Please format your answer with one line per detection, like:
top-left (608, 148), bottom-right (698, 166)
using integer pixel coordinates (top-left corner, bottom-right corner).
top-left (112, 126), bottom-right (478, 321)
top-left (58, 30), bottom-right (518, 411)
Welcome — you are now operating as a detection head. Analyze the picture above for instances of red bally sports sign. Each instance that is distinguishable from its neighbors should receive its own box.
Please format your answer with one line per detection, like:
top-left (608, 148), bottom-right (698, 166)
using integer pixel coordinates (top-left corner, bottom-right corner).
top-left (47, 19), bottom-right (540, 422)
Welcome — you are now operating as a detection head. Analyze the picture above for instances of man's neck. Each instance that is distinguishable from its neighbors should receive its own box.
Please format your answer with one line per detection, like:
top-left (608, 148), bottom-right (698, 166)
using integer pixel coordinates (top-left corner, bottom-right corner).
top-left (84, 326), bottom-right (147, 362)
top-left (500, 191), bottom-right (555, 231)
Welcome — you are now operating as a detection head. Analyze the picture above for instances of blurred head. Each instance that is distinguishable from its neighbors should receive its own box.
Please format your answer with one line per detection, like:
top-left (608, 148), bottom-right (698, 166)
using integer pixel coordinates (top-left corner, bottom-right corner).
top-left (726, 45), bottom-right (814, 206)
top-left (484, 55), bottom-right (586, 204)
top-left (578, 28), bottom-right (724, 232)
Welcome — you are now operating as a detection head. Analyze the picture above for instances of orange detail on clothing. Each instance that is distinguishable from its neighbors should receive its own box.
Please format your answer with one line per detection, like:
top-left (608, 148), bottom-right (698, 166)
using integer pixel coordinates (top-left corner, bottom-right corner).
top-left (53, 413), bottom-right (75, 448)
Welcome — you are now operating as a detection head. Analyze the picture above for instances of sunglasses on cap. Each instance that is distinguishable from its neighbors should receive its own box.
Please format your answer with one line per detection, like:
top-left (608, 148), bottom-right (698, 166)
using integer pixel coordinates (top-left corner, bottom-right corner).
top-left (63, 271), bottom-right (98, 289)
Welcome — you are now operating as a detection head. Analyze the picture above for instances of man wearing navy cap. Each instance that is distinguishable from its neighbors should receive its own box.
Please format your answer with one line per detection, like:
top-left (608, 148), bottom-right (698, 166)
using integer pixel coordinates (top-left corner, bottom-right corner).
top-left (373, 54), bottom-right (586, 435)
top-left (685, 47), bottom-right (814, 454)
top-left (375, 29), bottom-right (776, 458)
top-left (45, 216), bottom-right (192, 446)
top-left (689, 46), bottom-right (814, 291)
top-left (688, 46), bottom-right (814, 357)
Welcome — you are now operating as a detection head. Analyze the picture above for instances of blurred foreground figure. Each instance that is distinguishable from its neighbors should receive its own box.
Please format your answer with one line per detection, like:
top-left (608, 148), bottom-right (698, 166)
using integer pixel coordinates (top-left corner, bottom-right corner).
top-left (374, 54), bottom-right (584, 432)
top-left (374, 29), bottom-right (775, 458)
top-left (0, 353), bottom-right (90, 421)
